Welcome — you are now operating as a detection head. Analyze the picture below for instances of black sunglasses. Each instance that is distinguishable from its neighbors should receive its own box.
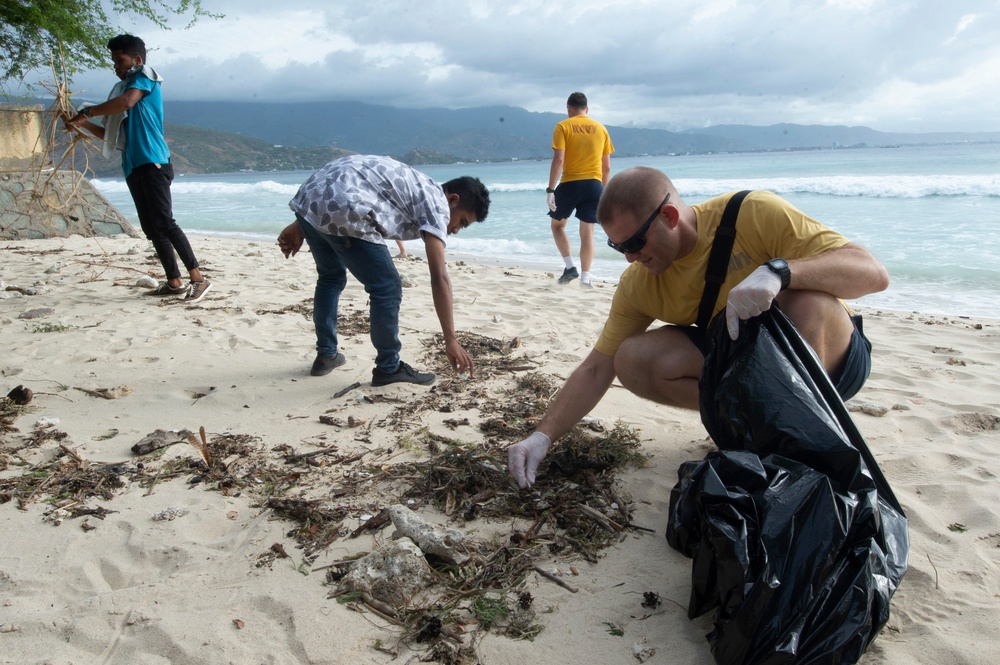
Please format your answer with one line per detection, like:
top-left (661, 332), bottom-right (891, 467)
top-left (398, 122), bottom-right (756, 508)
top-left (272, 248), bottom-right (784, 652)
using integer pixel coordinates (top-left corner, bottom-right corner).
top-left (607, 193), bottom-right (671, 254)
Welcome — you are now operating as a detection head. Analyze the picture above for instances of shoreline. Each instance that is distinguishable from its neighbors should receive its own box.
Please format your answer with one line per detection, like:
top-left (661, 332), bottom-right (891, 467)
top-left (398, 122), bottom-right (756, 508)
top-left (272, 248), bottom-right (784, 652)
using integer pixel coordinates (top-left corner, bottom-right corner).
top-left (3, 235), bottom-right (1000, 664)
top-left (192, 230), bottom-right (1000, 322)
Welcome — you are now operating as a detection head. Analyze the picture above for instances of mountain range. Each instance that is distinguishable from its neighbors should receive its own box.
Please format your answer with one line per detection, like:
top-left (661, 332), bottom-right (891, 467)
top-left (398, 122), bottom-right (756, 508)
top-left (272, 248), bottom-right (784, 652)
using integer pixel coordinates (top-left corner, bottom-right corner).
top-left (17, 97), bottom-right (999, 176)
top-left (163, 100), bottom-right (1000, 161)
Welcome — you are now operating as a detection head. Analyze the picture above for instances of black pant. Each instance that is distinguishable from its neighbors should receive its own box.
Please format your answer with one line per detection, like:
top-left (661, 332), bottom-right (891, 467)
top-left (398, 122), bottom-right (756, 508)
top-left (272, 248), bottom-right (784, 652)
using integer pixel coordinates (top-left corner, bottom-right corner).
top-left (126, 162), bottom-right (198, 281)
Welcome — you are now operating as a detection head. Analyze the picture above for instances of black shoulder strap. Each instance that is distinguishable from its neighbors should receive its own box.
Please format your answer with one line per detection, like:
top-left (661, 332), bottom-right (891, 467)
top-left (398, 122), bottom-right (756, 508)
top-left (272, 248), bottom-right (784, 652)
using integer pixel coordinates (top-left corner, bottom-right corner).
top-left (696, 190), bottom-right (751, 329)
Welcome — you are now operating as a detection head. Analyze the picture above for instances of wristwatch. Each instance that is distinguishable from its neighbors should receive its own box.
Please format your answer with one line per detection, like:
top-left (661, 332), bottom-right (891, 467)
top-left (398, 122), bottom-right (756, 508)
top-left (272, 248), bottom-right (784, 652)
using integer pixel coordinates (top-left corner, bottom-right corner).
top-left (81, 107), bottom-right (94, 118)
top-left (545, 187), bottom-right (555, 194)
top-left (765, 258), bottom-right (791, 291)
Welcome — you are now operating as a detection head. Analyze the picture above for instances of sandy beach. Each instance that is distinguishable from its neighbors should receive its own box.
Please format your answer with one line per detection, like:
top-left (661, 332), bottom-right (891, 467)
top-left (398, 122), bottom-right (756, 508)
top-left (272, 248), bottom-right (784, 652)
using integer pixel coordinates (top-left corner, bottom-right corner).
top-left (2, 234), bottom-right (999, 665)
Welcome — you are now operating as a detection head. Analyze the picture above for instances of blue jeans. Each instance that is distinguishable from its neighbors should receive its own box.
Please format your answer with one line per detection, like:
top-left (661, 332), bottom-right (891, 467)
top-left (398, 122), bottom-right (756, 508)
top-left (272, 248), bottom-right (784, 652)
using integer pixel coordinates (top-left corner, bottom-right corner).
top-left (298, 217), bottom-right (402, 372)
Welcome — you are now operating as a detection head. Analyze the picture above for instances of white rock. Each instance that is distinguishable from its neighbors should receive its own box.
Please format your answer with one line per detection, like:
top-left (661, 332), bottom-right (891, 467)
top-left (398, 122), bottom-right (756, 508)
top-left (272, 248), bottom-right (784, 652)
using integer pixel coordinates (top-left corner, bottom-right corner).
top-left (632, 638), bottom-right (656, 662)
top-left (388, 504), bottom-right (469, 565)
top-left (846, 400), bottom-right (890, 417)
top-left (135, 275), bottom-right (158, 288)
top-left (339, 537), bottom-right (430, 608)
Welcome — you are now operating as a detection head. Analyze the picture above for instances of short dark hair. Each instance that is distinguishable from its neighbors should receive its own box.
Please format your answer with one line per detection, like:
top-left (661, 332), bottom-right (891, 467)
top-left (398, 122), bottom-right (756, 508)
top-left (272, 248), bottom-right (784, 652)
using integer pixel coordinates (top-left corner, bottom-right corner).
top-left (107, 34), bottom-right (146, 60)
top-left (443, 176), bottom-right (491, 222)
top-left (567, 92), bottom-right (588, 109)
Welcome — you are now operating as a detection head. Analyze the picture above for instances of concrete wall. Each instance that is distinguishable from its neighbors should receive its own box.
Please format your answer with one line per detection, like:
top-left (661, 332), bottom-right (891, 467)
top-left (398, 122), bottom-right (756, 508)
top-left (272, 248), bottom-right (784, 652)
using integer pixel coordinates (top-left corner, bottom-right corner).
top-left (0, 103), bottom-right (48, 170)
top-left (0, 102), bottom-right (138, 239)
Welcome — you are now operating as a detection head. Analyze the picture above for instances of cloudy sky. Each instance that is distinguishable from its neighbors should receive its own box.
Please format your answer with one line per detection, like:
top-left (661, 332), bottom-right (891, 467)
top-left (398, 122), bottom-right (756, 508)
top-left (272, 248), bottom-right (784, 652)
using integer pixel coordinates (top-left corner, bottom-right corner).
top-left (53, 0), bottom-right (1000, 133)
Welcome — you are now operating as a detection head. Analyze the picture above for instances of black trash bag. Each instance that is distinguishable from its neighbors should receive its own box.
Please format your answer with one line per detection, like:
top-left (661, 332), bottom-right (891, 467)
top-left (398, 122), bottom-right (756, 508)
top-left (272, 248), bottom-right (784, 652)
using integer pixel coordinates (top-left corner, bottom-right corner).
top-left (666, 308), bottom-right (908, 665)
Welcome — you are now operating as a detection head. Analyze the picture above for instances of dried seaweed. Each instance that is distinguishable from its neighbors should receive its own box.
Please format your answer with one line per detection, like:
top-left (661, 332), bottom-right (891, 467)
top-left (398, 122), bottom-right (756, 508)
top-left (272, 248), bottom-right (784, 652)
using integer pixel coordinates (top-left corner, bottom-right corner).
top-left (266, 498), bottom-right (350, 558)
top-left (255, 299), bottom-right (314, 319)
top-left (0, 398), bottom-right (29, 435)
top-left (0, 444), bottom-right (127, 509)
top-left (421, 331), bottom-right (539, 380)
top-left (0, 329), bottom-right (650, 664)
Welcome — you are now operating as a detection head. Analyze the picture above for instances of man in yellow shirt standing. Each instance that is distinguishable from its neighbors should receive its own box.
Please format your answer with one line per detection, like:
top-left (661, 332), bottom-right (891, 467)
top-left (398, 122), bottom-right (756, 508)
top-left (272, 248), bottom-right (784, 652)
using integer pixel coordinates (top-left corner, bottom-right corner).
top-left (546, 92), bottom-right (615, 287)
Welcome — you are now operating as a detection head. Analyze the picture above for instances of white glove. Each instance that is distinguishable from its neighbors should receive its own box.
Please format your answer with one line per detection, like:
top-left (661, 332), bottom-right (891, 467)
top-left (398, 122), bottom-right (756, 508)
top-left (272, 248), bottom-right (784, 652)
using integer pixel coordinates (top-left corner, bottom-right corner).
top-left (546, 192), bottom-right (557, 212)
top-left (508, 432), bottom-right (551, 488)
top-left (725, 265), bottom-right (783, 340)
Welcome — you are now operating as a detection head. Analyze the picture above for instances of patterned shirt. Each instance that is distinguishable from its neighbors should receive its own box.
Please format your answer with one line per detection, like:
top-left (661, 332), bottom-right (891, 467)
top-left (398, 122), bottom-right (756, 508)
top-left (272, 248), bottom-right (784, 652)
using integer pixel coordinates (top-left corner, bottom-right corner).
top-left (289, 155), bottom-right (450, 245)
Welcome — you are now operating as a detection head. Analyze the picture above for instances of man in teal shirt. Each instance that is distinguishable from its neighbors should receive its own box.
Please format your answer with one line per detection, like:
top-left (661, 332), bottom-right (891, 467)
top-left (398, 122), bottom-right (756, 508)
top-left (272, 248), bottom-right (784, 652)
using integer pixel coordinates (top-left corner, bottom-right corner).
top-left (67, 34), bottom-right (211, 303)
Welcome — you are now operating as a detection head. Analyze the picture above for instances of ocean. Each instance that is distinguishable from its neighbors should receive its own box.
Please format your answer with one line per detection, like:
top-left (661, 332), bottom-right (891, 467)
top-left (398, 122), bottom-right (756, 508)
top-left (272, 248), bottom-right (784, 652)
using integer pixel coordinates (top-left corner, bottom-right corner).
top-left (91, 142), bottom-right (1000, 318)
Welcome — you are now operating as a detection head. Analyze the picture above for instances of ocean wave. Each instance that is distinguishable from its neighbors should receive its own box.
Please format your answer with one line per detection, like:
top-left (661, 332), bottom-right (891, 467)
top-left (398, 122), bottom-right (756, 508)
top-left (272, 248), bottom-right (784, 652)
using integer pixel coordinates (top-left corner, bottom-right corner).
top-left (94, 173), bottom-right (1000, 199)
top-left (487, 175), bottom-right (1000, 198)
top-left (676, 175), bottom-right (1000, 198)
top-left (446, 237), bottom-right (537, 255)
top-left (91, 179), bottom-right (300, 196)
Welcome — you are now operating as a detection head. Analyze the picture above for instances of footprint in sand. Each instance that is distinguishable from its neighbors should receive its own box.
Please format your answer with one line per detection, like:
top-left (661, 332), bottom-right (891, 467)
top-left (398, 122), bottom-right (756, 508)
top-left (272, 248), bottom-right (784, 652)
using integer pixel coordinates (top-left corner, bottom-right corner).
top-left (946, 412), bottom-right (1000, 433)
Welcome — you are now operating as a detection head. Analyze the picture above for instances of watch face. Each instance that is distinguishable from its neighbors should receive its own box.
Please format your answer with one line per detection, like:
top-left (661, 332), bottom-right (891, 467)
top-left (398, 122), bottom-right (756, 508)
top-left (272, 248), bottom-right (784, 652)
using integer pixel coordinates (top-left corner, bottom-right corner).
top-left (768, 259), bottom-right (788, 270)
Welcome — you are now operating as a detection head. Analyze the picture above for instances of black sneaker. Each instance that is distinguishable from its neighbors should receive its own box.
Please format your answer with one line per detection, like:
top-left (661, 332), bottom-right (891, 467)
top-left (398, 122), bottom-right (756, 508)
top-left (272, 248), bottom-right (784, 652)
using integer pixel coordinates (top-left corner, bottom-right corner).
top-left (371, 361), bottom-right (435, 387)
top-left (557, 267), bottom-right (579, 284)
top-left (311, 352), bottom-right (346, 376)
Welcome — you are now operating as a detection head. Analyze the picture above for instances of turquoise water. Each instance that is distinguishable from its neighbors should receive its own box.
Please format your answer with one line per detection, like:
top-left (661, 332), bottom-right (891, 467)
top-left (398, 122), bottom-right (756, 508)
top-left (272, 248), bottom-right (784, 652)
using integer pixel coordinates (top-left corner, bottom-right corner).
top-left (92, 142), bottom-right (1000, 317)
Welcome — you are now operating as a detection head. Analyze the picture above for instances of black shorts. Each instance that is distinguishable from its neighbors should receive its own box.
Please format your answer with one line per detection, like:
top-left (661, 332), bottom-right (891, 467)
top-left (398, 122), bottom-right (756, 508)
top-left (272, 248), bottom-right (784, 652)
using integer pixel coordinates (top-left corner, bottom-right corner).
top-left (549, 179), bottom-right (603, 223)
top-left (679, 314), bottom-right (872, 401)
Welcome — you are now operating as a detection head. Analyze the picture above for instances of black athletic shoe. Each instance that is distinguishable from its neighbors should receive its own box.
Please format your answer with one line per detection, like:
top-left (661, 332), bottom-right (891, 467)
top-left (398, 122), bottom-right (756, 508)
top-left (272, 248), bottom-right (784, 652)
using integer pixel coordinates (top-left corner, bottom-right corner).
top-left (371, 361), bottom-right (436, 387)
top-left (557, 267), bottom-right (579, 284)
top-left (311, 352), bottom-right (346, 376)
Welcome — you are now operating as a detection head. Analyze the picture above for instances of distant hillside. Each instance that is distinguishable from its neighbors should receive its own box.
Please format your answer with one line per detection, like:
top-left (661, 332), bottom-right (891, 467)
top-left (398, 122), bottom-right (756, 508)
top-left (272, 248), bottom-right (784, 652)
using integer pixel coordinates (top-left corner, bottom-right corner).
top-left (162, 101), bottom-right (748, 160)
top-left (56, 123), bottom-right (356, 177)
top-left (18, 95), bottom-right (999, 175)
top-left (681, 123), bottom-right (1000, 149)
top-left (160, 102), bottom-right (999, 162)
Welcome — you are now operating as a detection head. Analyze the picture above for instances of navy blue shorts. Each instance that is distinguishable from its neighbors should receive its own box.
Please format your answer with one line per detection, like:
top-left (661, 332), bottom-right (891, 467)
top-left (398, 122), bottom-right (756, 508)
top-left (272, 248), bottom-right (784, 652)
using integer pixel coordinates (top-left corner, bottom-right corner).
top-left (549, 179), bottom-right (603, 223)
top-left (679, 314), bottom-right (872, 401)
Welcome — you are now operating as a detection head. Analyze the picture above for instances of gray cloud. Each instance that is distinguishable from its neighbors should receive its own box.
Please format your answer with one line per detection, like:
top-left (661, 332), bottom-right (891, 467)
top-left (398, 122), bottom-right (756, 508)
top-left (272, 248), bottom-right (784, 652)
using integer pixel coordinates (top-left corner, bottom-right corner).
top-left (52, 0), bottom-right (1000, 132)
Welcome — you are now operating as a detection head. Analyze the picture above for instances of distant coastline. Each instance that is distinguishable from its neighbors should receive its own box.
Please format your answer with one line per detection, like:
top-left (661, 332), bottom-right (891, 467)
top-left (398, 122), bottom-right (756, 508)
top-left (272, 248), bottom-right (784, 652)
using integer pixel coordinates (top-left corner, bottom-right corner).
top-left (14, 94), bottom-right (994, 176)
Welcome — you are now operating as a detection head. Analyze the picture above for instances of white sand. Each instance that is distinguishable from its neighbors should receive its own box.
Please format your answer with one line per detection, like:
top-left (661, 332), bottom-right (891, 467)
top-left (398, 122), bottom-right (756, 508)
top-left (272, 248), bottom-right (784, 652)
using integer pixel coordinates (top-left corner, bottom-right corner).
top-left (2, 235), bottom-right (998, 664)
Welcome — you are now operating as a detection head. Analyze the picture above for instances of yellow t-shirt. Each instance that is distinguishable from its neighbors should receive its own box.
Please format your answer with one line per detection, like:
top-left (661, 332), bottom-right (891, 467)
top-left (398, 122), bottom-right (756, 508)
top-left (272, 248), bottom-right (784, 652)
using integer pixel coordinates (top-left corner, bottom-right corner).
top-left (552, 115), bottom-right (614, 183)
top-left (594, 190), bottom-right (849, 356)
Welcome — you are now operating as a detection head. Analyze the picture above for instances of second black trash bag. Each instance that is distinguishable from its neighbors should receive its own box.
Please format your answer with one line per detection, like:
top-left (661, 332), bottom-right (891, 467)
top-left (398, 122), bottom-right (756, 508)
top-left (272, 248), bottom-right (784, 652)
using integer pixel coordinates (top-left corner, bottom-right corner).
top-left (666, 308), bottom-right (909, 665)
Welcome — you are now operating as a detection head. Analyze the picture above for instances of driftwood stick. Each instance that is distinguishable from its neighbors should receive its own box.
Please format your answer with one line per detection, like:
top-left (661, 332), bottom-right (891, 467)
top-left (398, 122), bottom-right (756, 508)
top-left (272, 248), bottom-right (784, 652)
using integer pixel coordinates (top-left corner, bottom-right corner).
top-left (68, 258), bottom-right (150, 275)
top-left (284, 446), bottom-right (339, 463)
top-left (334, 382), bottom-right (363, 398)
top-left (310, 557), bottom-right (364, 572)
top-left (531, 565), bottom-right (578, 593)
top-left (575, 504), bottom-right (623, 532)
top-left (143, 467), bottom-right (163, 497)
top-left (360, 592), bottom-right (402, 624)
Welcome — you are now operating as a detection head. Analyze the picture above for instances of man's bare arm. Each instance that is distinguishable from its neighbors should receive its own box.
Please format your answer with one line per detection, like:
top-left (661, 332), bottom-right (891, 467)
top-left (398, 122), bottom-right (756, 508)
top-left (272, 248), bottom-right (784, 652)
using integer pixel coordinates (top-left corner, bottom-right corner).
top-left (787, 242), bottom-right (889, 299)
top-left (536, 348), bottom-right (617, 442)
top-left (548, 149), bottom-right (565, 190)
top-left (423, 233), bottom-right (473, 375)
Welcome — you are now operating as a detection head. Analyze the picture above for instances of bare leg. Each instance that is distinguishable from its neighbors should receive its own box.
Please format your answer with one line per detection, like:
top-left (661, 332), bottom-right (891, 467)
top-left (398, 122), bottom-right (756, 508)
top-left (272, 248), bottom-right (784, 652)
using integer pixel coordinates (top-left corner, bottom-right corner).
top-left (551, 217), bottom-right (572, 262)
top-left (776, 290), bottom-right (856, 378)
top-left (613, 294), bottom-right (855, 410)
top-left (614, 326), bottom-right (704, 410)
top-left (579, 221), bottom-right (594, 273)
